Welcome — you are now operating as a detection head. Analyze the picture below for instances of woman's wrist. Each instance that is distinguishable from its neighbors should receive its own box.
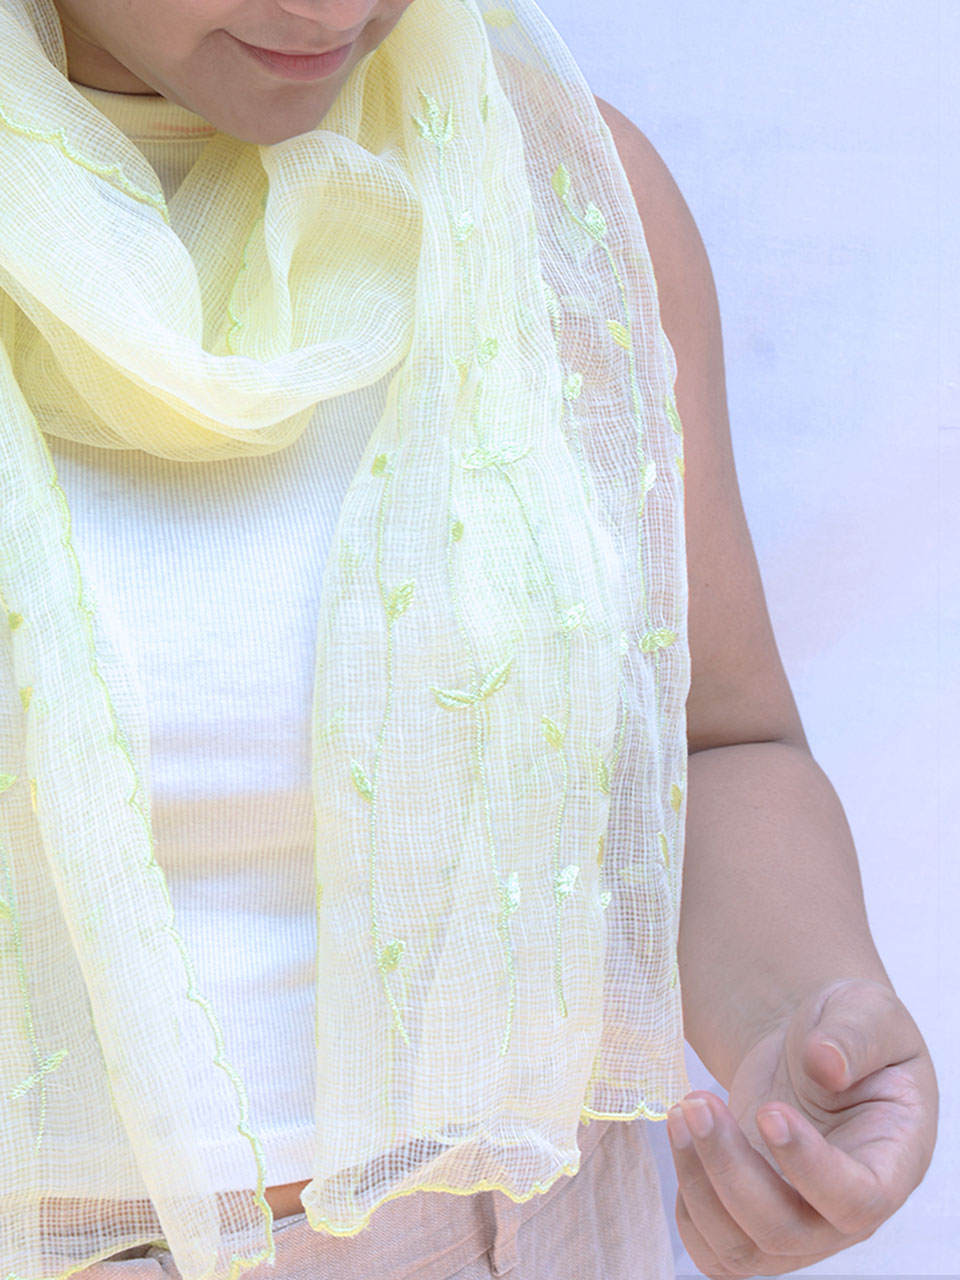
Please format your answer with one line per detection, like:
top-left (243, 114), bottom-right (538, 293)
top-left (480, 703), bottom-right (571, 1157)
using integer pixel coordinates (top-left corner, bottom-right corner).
top-left (677, 738), bottom-right (893, 1089)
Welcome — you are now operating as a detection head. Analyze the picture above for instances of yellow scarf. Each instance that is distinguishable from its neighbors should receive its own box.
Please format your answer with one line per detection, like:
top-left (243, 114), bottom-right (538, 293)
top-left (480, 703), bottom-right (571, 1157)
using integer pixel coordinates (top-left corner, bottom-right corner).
top-left (0, 0), bottom-right (690, 1275)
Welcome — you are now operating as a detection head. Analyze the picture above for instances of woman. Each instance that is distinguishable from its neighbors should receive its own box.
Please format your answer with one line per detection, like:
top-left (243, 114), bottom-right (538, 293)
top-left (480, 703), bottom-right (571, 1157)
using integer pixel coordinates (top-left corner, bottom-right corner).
top-left (0, 1), bottom-right (938, 1277)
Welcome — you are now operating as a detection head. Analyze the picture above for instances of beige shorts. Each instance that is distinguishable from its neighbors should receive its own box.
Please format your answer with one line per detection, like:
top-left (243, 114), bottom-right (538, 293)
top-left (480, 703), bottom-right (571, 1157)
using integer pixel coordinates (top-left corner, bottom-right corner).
top-left (79, 1117), bottom-right (674, 1280)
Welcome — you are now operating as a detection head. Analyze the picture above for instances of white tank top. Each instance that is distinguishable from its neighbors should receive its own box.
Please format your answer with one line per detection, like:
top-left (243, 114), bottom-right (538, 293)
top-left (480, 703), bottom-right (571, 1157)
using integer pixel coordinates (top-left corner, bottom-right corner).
top-left (49, 83), bottom-right (390, 1188)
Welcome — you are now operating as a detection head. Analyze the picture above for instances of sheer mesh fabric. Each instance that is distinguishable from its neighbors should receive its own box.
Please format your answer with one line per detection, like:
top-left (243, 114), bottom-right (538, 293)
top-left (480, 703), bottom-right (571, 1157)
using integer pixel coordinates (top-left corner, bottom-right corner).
top-left (0, 0), bottom-right (690, 1276)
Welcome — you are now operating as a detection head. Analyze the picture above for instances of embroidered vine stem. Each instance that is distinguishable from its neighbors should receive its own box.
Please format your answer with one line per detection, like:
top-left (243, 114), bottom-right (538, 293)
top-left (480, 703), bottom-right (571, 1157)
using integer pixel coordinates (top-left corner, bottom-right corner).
top-left (224, 191), bottom-right (268, 356)
top-left (546, 295), bottom-right (593, 504)
top-left (552, 618), bottom-right (573, 1017)
top-left (437, 94), bottom-right (576, 1021)
top-left (544, 284), bottom-right (633, 899)
top-left (552, 169), bottom-right (661, 716)
top-left (0, 99), bottom-right (168, 222)
top-left (550, 163), bottom-right (691, 939)
top-left (0, 786), bottom-right (64, 1156)
top-left (414, 89), bottom-right (520, 1051)
top-left (416, 87), bottom-right (585, 1027)
top-left (494, 467), bottom-right (575, 1018)
top-left (444, 486), bottom-right (518, 1055)
top-left (9, 449), bottom-right (272, 1234)
top-left (368, 441), bottom-right (411, 1047)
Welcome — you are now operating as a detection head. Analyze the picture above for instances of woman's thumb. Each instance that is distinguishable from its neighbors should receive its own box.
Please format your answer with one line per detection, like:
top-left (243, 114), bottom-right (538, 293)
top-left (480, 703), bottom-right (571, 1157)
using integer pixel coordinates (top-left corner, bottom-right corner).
top-left (805, 1033), bottom-right (851, 1091)
top-left (799, 976), bottom-right (903, 1094)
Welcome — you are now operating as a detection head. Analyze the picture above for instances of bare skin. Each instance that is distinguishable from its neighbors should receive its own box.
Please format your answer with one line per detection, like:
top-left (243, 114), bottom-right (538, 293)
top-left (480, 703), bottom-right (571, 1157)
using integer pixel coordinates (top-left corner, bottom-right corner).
top-left (266, 1177), bottom-right (312, 1220)
top-left (52, 0), bottom-right (416, 145)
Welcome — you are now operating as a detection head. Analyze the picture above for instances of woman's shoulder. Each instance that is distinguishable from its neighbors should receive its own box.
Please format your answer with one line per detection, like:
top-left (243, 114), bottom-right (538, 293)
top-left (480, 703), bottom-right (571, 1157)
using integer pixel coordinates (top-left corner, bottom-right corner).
top-left (593, 94), bottom-right (706, 292)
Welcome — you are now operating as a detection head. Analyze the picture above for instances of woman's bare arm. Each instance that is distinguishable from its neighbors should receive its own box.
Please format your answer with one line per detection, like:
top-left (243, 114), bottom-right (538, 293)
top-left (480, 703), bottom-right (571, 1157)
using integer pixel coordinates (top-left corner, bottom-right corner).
top-left (592, 98), bottom-right (936, 1278)
top-left (594, 95), bottom-right (894, 1085)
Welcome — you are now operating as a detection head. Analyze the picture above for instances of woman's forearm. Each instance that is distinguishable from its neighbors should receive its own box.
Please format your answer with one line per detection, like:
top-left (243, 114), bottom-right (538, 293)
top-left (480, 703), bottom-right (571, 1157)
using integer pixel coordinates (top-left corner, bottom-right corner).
top-left (677, 739), bottom-right (894, 1089)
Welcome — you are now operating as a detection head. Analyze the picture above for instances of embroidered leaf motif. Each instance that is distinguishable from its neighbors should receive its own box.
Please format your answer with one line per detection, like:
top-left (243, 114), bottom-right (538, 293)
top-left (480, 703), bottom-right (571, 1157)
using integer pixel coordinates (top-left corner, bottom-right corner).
top-left (560, 601), bottom-right (586, 632)
top-left (338, 543), bottom-right (360, 580)
top-left (555, 864), bottom-right (580, 903)
top-left (415, 91), bottom-right (441, 138)
top-left (676, 454), bottom-right (685, 478)
top-left (542, 278), bottom-right (561, 324)
top-left (477, 336), bottom-right (499, 366)
top-left (670, 782), bottom-right (683, 814)
top-left (350, 759), bottom-right (374, 802)
top-left (498, 871), bottom-right (520, 916)
top-left (642, 459), bottom-right (658, 492)
top-left (640, 628), bottom-right (677, 653)
top-left (0, 899), bottom-right (11, 920)
top-left (0, 774), bottom-right (16, 793)
top-left (430, 660), bottom-right (519, 711)
top-left (583, 202), bottom-right (608, 242)
top-left (83, 905), bottom-right (104, 934)
top-left (8, 1049), bottom-right (68, 1100)
top-left (461, 445), bottom-right (498, 469)
top-left (563, 371), bottom-right (583, 402)
top-left (19, 687), bottom-right (32, 711)
top-left (483, 7), bottom-right (516, 27)
top-left (496, 442), bottom-right (530, 466)
top-left (476, 657), bottom-right (511, 700)
top-left (7, 612), bottom-right (22, 630)
top-left (431, 686), bottom-right (478, 708)
top-left (412, 91), bottom-right (454, 149)
top-left (480, 93), bottom-right (489, 123)
top-left (596, 758), bottom-right (611, 795)
top-left (319, 708), bottom-right (345, 744)
top-left (461, 442), bottom-right (531, 470)
top-left (451, 519), bottom-right (464, 542)
top-left (386, 579), bottom-right (415, 620)
top-left (454, 358), bottom-right (470, 385)
top-left (665, 394), bottom-right (684, 437)
top-left (607, 319), bottom-right (631, 350)
top-left (379, 940), bottom-right (404, 973)
top-left (541, 715), bottom-right (564, 748)
top-left (455, 210), bottom-right (476, 243)
top-left (596, 834), bottom-right (605, 866)
top-left (371, 453), bottom-right (388, 476)
top-left (551, 163), bottom-right (571, 200)
top-left (599, 891), bottom-right (612, 911)
top-left (659, 832), bottom-right (671, 869)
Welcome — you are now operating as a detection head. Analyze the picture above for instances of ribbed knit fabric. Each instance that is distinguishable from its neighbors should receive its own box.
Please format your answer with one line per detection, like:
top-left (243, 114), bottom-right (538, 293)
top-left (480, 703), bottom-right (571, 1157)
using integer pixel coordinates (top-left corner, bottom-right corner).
top-left (53, 83), bottom-right (391, 1191)
top-left (72, 84), bottom-right (215, 201)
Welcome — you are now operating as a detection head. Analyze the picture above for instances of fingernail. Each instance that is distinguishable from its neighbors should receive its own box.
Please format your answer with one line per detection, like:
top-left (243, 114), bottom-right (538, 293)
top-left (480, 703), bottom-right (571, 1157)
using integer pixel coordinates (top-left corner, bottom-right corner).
top-left (682, 1097), bottom-right (714, 1139)
top-left (667, 1105), bottom-right (692, 1149)
top-left (820, 1039), bottom-right (849, 1078)
top-left (761, 1110), bottom-right (791, 1147)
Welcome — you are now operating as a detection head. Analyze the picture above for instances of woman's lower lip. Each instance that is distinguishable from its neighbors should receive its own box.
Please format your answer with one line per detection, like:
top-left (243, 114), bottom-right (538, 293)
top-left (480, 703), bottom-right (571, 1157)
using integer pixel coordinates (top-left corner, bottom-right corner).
top-left (235, 38), bottom-right (354, 81)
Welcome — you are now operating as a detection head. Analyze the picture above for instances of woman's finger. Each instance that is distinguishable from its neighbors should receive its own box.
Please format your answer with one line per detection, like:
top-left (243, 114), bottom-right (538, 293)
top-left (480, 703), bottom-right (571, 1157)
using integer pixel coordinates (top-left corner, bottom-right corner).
top-left (669, 1112), bottom-right (769, 1275)
top-left (753, 1100), bottom-right (892, 1237)
top-left (668, 1094), bottom-right (848, 1266)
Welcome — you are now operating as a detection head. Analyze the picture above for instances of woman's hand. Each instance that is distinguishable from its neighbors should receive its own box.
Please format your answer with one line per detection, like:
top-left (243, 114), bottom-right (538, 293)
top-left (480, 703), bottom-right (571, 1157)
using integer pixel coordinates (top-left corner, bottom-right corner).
top-left (666, 977), bottom-right (939, 1278)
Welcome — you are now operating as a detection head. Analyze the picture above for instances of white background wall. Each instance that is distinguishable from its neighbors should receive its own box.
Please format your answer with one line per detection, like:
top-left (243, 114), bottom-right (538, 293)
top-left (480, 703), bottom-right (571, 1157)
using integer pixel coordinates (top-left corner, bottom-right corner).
top-left (542, 2), bottom-right (958, 1275)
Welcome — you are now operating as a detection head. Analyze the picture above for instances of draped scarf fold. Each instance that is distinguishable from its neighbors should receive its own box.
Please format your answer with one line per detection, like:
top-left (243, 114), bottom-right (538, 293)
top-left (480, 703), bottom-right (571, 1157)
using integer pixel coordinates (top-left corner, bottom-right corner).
top-left (0, 0), bottom-right (691, 1275)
